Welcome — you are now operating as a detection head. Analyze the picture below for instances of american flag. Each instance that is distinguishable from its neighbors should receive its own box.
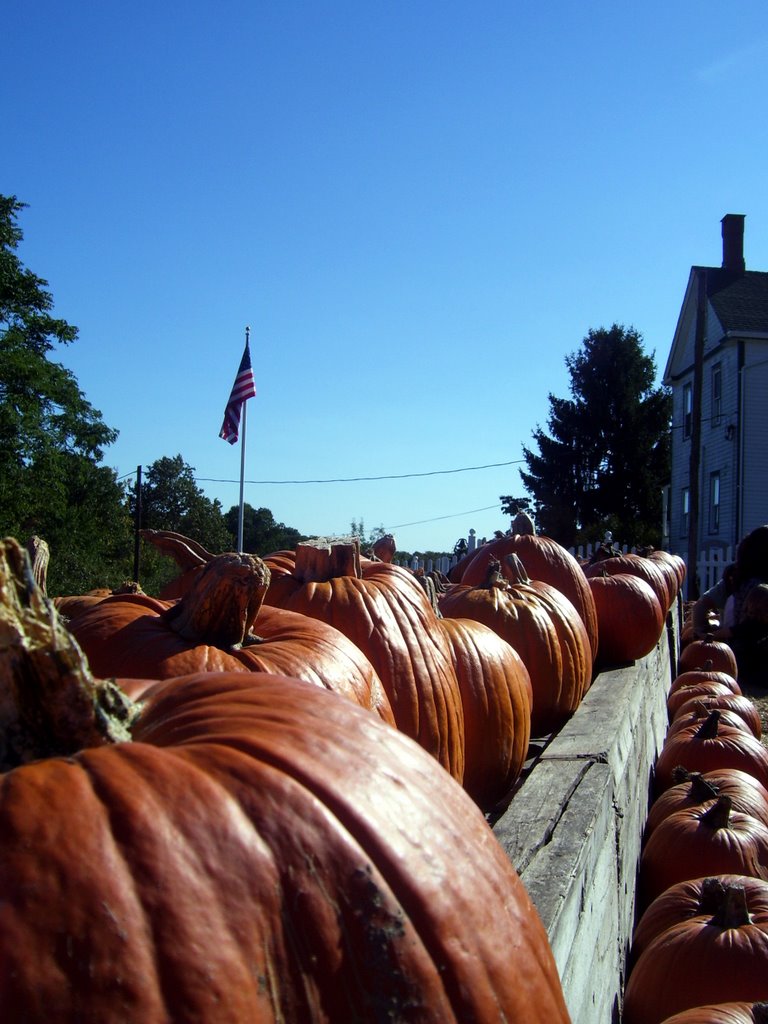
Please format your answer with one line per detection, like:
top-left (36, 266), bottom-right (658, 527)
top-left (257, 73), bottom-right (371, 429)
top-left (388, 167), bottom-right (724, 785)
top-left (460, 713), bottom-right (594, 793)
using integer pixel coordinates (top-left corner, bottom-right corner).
top-left (219, 340), bottom-right (257, 444)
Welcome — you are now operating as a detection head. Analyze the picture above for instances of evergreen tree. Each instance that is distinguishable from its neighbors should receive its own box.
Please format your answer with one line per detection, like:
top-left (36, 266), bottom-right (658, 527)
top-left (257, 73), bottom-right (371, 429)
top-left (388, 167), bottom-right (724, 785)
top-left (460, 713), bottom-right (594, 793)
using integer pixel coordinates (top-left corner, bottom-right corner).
top-left (520, 324), bottom-right (671, 547)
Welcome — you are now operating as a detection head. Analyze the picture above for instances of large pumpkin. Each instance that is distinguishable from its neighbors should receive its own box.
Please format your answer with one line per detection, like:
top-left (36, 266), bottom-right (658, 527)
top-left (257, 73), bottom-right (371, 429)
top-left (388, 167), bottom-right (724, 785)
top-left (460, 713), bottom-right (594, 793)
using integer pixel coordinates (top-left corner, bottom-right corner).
top-left (631, 874), bottom-right (768, 966)
top-left (454, 520), bottom-right (599, 660)
top-left (438, 555), bottom-right (592, 736)
top-left (624, 881), bottom-right (768, 1023)
top-left (587, 570), bottom-right (665, 666)
top-left (0, 536), bottom-right (571, 1024)
top-left (67, 551), bottom-right (394, 725)
top-left (656, 1002), bottom-right (768, 1023)
top-left (439, 616), bottom-right (532, 810)
top-left (638, 795), bottom-right (768, 908)
top-left (264, 541), bottom-right (466, 781)
top-left (584, 551), bottom-right (674, 614)
top-left (654, 710), bottom-right (768, 793)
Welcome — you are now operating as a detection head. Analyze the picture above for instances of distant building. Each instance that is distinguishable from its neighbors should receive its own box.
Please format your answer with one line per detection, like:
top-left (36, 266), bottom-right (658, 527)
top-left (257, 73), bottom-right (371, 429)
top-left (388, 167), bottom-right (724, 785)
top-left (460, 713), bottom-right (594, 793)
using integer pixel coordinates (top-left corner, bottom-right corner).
top-left (663, 214), bottom-right (768, 588)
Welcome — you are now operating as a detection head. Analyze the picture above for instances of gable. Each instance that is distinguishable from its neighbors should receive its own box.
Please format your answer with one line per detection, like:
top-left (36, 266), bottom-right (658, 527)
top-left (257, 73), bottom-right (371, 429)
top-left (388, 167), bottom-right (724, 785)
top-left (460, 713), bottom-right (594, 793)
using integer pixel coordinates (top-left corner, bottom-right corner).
top-left (663, 267), bottom-right (768, 385)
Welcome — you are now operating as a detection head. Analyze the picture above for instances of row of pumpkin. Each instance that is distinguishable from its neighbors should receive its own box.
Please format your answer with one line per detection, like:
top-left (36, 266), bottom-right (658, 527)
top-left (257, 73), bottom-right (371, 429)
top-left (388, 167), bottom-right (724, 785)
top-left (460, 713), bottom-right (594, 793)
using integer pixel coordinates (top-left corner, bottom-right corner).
top-left (59, 521), bottom-right (685, 815)
top-left (0, 526), bottom-right (684, 1021)
top-left (622, 634), bottom-right (768, 1023)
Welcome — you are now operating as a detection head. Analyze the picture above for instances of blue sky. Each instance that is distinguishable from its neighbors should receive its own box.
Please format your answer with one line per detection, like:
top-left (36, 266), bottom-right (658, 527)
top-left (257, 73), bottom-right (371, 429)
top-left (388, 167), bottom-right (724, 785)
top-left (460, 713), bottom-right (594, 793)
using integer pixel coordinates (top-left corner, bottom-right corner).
top-left (5, 1), bottom-right (768, 554)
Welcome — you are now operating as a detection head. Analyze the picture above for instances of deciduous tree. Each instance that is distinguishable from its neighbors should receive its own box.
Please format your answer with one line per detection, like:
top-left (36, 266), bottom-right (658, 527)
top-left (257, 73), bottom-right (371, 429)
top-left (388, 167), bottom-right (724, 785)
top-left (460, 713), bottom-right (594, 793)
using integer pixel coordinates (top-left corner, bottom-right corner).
top-left (0, 194), bottom-right (130, 593)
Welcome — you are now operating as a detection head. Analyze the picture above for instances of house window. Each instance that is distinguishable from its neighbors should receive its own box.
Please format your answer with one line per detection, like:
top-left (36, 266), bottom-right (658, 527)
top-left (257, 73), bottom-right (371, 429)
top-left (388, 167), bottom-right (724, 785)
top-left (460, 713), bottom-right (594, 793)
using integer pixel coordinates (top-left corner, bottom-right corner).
top-left (683, 383), bottom-right (693, 439)
top-left (712, 364), bottom-right (722, 427)
top-left (709, 472), bottom-right (721, 533)
top-left (681, 487), bottom-right (689, 537)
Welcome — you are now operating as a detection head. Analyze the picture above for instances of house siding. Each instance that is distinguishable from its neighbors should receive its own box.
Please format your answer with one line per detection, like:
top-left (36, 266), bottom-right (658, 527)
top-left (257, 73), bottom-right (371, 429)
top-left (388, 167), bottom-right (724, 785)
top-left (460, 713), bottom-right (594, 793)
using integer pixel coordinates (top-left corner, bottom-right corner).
top-left (740, 343), bottom-right (768, 535)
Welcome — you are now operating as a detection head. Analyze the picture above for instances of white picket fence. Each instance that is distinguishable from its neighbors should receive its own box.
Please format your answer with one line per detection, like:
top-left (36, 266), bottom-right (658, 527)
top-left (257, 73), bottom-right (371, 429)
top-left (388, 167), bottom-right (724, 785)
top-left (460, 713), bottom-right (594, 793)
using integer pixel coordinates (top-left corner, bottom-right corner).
top-left (395, 534), bottom-right (733, 599)
top-left (694, 546), bottom-right (735, 595)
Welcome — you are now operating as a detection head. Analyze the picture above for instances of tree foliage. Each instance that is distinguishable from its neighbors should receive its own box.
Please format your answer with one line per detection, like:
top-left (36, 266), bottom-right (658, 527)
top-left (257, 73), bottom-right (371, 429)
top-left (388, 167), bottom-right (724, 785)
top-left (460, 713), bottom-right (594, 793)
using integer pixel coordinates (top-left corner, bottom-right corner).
top-left (0, 195), bottom-right (132, 594)
top-left (520, 324), bottom-right (671, 547)
top-left (223, 503), bottom-right (307, 555)
top-left (134, 455), bottom-right (233, 550)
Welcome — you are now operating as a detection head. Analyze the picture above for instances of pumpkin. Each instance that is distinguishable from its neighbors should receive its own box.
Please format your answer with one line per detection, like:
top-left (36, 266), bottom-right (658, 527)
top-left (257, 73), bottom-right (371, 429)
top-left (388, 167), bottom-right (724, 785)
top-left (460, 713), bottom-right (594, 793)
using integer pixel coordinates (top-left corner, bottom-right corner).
top-left (587, 570), bottom-right (665, 665)
top-left (264, 541), bottom-right (466, 780)
top-left (644, 769), bottom-right (768, 840)
top-left (584, 551), bottom-right (674, 614)
top-left (638, 795), bottom-right (768, 908)
top-left (455, 521), bottom-right (599, 659)
top-left (667, 704), bottom-right (758, 742)
top-left (439, 616), bottom-right (532, 810)
top-left (654, 711), bottom-right (768, 793)
top-left (647, 548), bottom-right (687, 595)
top-left (67, 551), bottom-right (394, 725)
top-left (656, 1002), bottom-right (768, 1023)
top-left (138, 527), bottom-right (214, 598)
top-left (438, 554), bottom-right (593, 736)
top-left (0, 536), bottom-right (572, 1024)
top-left (667, 681), bottom-right (745, 721)
top-left (623, 882), bottom-right (768, 1024)
top-left (631, 874), bottom-right (768, 966)
top-left (679, 638), bottom-right (739, 677)
top-left (671, 695), bottom-right (762, 739)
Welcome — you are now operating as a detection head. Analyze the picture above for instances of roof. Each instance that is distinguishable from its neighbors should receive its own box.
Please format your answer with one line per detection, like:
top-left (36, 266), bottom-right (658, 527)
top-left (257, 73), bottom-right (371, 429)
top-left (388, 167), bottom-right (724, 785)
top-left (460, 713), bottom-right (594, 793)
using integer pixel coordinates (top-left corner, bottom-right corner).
top-left (700, 267), bottom-right (768, 335)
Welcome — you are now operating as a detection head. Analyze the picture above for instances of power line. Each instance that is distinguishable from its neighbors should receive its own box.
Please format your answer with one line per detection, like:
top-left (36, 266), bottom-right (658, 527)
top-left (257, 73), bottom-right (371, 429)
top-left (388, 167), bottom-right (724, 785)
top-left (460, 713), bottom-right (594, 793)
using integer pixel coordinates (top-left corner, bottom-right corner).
top-left (194, 458), bottom-right (523, 486)
top-left (387, 503), bottom-right (503, 530)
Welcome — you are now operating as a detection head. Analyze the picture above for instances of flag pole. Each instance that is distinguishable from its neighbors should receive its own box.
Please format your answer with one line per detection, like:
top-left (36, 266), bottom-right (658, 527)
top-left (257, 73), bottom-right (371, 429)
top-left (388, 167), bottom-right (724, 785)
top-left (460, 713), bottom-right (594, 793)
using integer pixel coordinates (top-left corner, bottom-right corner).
top-left (237, 325), bottom-right (250, 552)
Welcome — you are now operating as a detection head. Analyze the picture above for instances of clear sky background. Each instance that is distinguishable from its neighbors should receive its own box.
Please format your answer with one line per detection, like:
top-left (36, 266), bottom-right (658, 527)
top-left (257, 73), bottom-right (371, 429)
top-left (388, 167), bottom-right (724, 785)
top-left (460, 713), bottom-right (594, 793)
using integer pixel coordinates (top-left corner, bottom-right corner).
top-left (5, 2), bottom-right (768, 554)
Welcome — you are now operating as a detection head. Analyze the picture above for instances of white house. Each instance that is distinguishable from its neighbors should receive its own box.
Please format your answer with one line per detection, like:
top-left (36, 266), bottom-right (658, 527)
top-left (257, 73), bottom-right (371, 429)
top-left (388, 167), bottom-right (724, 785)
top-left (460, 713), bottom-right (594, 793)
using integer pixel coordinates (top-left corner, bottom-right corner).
top-left (663, 214), bottom-right (768, 593)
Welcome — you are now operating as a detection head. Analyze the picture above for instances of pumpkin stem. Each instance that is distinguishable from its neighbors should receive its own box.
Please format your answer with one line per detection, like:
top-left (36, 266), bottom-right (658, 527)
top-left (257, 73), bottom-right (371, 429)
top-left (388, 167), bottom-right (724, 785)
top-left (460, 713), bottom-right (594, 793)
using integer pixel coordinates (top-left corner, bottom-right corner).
top-left (671, 764), bottom-right (694, 785)
top-left (140, 528), bottom-right (214, 570)
top-left (0, 537), bottom-right (138, 770)
top-left (687, 772), bottom-right (721, 802)
top-left (511, 512), bottom-right (536, 536)
top-left (699, 793), bottom-right (733, 831)
top-left (481, 557), bottom-right (509, 591)
top-left (25, 535), bottom-right (50, 596)
top-left (413, 571), bottom-right (442, 617)
top-left (695, 708), bottom-right (723, 740)
top-left (504, 553), bottom-right (530, 586)
top-left (293, 541), bottom-right (362, 582)
top-left (707, 882), bottom-right (752, 929)
top-left (371, 533), bottom-right (397, 564)
top-left (753, 1004), bottom-right (768, 1024)
top-left (698, 876), bottom-right (727, 914)
top-left (164, 551), bottom-right (271, 648)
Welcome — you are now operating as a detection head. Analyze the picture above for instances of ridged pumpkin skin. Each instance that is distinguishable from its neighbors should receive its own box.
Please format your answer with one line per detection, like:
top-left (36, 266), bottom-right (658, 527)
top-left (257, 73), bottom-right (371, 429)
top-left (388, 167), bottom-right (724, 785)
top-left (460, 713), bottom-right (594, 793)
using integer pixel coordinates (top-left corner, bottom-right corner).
top-left (644, 768), bottom-right (768, 840)
top-left (266, 554), bottom-right (466, 781)
top-left (672, 693), bottom-right (762, 738)
top-left (457, 532), bottom-right (599, 659)
top-left (638, 795), bottom-right (768, 909)
top-left (587, 571), bottom-right (665, 665)
top-left (438, 557), bottom-right (592, 736)
top-left (679, 638), bottom-right (739, 677)
top-left (624, 882), bottom-right (768, 1024)
top-left (585, 551), bottom-right (674, 613)
top-left (631, 874), bottom-right (768, 965)
top-left (0, 669), bottom-right (572, 1023)
top-left (67, 592), bottom-right (395, 725)
top-left (657, 1003), bottom-right (768, 1023)
top-left (439, 616), bottom-right (532, 810)
top-left (0, 534), bottom-right (572, 1024)
top-left (654, 711), bottom-right (768, 793)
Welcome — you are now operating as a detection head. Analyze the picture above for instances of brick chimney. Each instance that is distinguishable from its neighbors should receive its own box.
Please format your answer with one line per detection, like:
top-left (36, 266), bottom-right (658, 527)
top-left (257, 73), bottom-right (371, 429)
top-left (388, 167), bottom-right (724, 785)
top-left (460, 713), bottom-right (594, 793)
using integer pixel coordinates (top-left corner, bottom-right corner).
top-left (721, 213), bottom-right (746, 273)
